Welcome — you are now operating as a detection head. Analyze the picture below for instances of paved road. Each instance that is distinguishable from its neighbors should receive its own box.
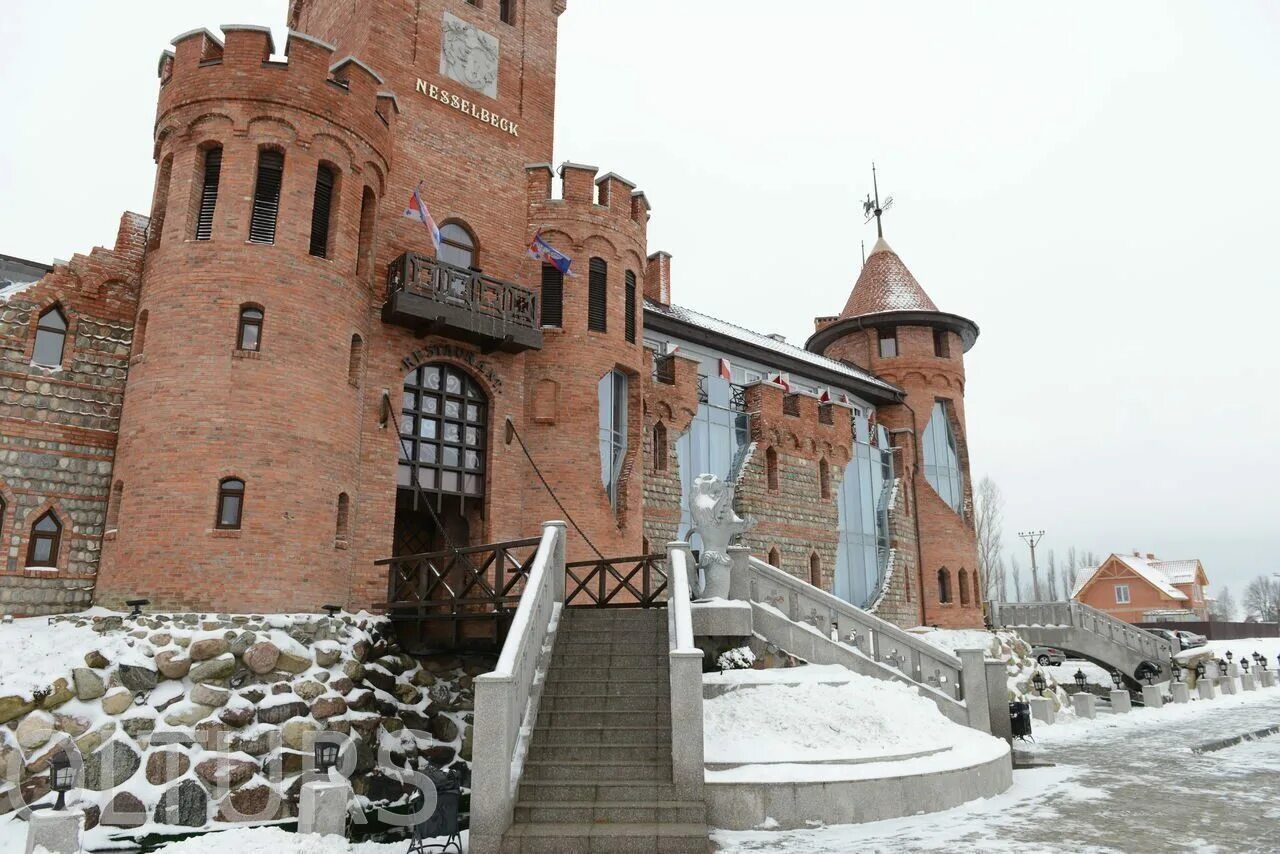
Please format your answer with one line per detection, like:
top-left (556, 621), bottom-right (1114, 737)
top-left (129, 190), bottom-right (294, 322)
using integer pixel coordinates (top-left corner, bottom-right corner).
top-left (712, 691), bottom-right (1280, 853)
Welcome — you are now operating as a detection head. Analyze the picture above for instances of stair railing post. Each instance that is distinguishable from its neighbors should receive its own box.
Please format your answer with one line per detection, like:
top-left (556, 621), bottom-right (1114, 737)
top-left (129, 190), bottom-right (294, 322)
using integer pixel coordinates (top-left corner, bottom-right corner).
top-left (957, 649), bottom-right (992, 734)
top-left (665, 541), bottom-right (704, 796)
top-left (727, 545), bottom-right (751, 601)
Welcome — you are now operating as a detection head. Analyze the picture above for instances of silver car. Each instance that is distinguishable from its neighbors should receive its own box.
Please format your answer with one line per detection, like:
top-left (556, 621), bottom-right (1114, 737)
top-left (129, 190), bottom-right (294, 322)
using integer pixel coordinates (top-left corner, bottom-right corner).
top-left (1033, 646), bottom-right (1065, 666)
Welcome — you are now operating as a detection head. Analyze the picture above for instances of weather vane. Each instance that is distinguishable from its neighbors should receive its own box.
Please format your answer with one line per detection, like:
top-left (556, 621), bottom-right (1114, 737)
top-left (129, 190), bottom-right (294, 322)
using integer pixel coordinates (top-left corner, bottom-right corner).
top-left (862, 162), bottom-right (894, 239)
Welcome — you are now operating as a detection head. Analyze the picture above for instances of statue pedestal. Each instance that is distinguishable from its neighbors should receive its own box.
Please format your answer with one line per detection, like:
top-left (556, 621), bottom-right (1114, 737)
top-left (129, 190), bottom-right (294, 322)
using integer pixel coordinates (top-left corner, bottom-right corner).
top-left (1110, 689), bottom-right (1132, 713)
top-left (1241, 674), bottom-right (1256, 691)
top-left (1141, 685), bottom-right (1163, 709)
top-left (299, 781), bottom-right (351, 837)
top-left (1197, 680), bottom-right (1217, 700)
top-left (1171, 682), bottom-right (1190, 704)
top-left (1220, 677), bottom-right (1239, 696)
top-left (1071, 692), bottom-right (1096, 719)
top-left (25, 808), bottom-right (84, 854)
top-left (1261, 671), bottom-right (1276, 688)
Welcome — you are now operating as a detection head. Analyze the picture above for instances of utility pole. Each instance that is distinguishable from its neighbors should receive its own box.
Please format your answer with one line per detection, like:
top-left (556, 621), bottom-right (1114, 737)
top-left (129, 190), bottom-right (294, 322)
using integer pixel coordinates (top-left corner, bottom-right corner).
top-left (1019, 531), bottom-right (1045, 602)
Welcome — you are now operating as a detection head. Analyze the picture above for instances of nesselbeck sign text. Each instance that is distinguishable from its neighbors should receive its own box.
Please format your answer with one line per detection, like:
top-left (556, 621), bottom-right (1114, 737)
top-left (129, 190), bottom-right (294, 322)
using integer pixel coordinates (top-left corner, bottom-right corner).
top-left (415, 79), bottom-right (519, 137)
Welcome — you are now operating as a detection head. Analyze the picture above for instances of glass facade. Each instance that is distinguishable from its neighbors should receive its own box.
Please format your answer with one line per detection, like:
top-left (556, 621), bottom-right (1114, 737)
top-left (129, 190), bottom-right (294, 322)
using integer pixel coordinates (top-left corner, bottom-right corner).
top-left (675, 375), bottom-right (749, 548)
top-left (598, 370), bottom-right (628, 510)
top-left (922, 401), bottom-right (964, 515)
top-left (834, 416), bottom-right (893, 609)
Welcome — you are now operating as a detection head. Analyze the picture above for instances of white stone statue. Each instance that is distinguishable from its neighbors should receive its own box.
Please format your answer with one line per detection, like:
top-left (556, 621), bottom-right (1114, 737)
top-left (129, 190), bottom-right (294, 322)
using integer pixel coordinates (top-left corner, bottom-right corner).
top-left (688, 474), bottom-right (754, 599)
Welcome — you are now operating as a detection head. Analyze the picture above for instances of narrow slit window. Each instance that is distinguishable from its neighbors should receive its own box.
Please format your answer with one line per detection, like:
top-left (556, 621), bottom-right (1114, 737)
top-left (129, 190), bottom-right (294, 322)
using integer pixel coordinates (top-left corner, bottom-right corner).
top-left (237, 306), bottom-right (263, 352)
top-left (933, 329), bottom-right (950, 358)
top-left (335, 492), bottom-right (350, 541)
top-left (216, 478), bottom-right (245, 530)
top-left (33, 306), bottom-right (69, 367)
top-left (878, 327), bottom-right (897, 358)
top-left (938, 568), bottom-right (952, 603)
top-left (540, 263), bottom-right (563, 327)
top-left (309, 164), bottom-right (337, 258)
top-left (819, 457), bottom-right (831, 499)
top-left (652, 422), bottom-right (668, 472)
top-left (194, 146), bottom-right (222, 241)
top-left (356, 187), bottom-right (377, 281)
top-left (500, 0), bottom-right (516, 24)
top-left (766, 446), bottom-right (779, 492)
top-left (348, 334), bottom-right (365, 385)
top-left (588, 257), bottom-right (607, 332)
top-left (768, 547), bottom-right (781, 568)
top-left (249, 149), bottom-right (284, 244)
top-left (809, 552), bottom-right (822, 588)
top-left (624, 270), bottom-right (637, 343)
top-left (27, 511), bottom-right (62, 568)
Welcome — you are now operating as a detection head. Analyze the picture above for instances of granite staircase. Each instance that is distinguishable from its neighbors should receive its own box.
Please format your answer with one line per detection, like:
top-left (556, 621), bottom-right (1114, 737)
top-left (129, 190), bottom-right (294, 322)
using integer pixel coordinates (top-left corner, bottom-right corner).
top-left (501, 607), bottom-right (709, 853)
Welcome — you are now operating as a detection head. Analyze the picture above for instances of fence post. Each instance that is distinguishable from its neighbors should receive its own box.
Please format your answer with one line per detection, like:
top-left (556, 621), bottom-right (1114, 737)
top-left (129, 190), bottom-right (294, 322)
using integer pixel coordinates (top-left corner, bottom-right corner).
top-left (985, 657), bottom-right (1012, 744)
top-left (727, 545), bottom-right (751, 601)
top-left (958, 649), bottom-right (993, 734)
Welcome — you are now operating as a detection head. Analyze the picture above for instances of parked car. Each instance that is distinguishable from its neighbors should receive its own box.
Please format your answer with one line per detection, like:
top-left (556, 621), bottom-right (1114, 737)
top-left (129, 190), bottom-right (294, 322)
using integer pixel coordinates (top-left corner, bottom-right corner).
top-left (1176, 630), bottom-right (1207, 649)
top-left (1033, 646), bottom-right (1065, 666)
top-left (1146, 628), bottom-right (1183, 649)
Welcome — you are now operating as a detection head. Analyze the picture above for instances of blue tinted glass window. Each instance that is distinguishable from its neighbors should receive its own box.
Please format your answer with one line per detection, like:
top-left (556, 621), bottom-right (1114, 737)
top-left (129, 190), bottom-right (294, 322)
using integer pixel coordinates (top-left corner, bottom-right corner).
top-left (922, 401), bottom-right (964, 516)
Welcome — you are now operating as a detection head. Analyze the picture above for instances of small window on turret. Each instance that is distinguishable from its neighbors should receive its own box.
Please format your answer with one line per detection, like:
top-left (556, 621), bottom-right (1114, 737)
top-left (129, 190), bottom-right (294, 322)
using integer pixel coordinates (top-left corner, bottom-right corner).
top-left (500, 0), bottom-right (516, 24)
top-left (933, 329), bottom-right (950, 358)
top-left (878, 327), bottom-right (897, 358)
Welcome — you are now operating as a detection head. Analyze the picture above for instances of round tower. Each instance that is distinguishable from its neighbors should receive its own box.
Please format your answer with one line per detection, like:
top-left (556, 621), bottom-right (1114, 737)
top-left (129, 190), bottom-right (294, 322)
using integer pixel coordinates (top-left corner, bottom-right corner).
top-left (96, 26), bottom-right (398, 612)
top-left (521, 162), bottom-right (651, 560)
top-left (807, 237), bottom-right (983, 628)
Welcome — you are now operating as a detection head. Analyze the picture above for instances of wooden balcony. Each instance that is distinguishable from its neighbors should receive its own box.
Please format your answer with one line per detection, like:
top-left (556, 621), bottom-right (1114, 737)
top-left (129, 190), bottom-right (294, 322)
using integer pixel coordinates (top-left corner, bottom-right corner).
top-left (383, 253), bottom-right (543, 353)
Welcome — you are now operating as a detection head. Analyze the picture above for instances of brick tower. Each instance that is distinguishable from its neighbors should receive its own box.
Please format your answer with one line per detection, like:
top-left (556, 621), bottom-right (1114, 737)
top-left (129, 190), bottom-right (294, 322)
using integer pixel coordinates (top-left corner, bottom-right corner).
top-left (97, 28), bottom-right (399, 611)
top-left (807, 238), bottom-right (983, 628)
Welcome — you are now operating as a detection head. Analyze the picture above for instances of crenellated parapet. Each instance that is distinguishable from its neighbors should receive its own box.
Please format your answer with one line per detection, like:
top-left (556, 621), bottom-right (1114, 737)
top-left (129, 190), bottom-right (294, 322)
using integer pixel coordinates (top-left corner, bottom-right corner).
top-left (745, 381), bottom-right (854, 466)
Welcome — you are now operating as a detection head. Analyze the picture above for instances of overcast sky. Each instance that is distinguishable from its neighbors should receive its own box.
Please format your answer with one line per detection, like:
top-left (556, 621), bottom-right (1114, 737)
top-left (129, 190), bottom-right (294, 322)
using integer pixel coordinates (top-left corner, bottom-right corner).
top-left (2, 2), bottom-right (1277, 599)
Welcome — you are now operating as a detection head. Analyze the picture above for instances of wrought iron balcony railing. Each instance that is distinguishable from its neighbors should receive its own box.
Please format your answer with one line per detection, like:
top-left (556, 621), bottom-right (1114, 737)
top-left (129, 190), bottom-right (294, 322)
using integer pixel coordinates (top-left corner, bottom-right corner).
top-left (383, 253), bottom-right (542, 353)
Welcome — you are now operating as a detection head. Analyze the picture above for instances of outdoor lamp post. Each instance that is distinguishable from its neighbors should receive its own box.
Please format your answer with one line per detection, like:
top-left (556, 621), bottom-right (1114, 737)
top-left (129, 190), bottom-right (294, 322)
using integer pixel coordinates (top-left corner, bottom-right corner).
top-left (1110, 670), bottom-right (1123, 689)
top-left (1032, 671), bottom-right (1046, 696)
top-left (1074, 669), bottom-right (1087, 691)
top-left (1171, 661), bottom-right (1183, 682)
top-left (49, 750), bottom-right (76, 811)
top-left (1226, 650), bottom-right (1233, 662)
top-left (1144, 669), bottom-right (1156, 687)
top-left (1195, 662), bottom-right (1207, 681)
top-left (1217, 659), bottom-right (1229, 678)
top-left (1242, 657), bottom-right (1251, 674)
top-left (125, 598), bottom-right (149, 618)
top-left (314, 739), bottom-right (339, 774)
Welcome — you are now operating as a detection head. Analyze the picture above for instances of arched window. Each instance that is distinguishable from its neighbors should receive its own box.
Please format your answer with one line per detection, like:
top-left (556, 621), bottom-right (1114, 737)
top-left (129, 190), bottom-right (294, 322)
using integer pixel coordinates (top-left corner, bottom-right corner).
top-left (216, 478), bottom-right (245, 529)
top-left (439, 222), bottom-right (476, 268)
top-left (26, 511), bottom-right (62, 568)
top-left (922, 401), bottom-right (964, 516)
top-left (500, 0), bottom-right (516, 24)
top-left (249, 148), bottom-right (285, 244)
top-left (356, 187), bottom-right (377, 282)
top-left (348, 334), bottom-right (364, 385)
top-left (237, 306), bottom-right (263, 351)
top-left (809, 552), bottom-right (822, 588)
top-left (587, 257), bottom-right (607, 332)
top-left (194, 145), bottom-right (223, 241)
top-left (540, 263), bottom-right (563, 327)
top-left (765, 446), bottom-right (779, 492)
top-left (33, 306), bottom-right (68, 367)
top-left (624, 270), bottom-right (637, 343)
top-left (768, 546), bottom-right (781, 568)
top-left (878, 327), bottom-right (897, 358)
top-left (819, 457), bottom-right (831, 500)
top-left (937, 568), bottom-right (952, 604)
top-left (309, 163), bottom-right (338, 258)
top-left (652, 422), bottom-right (668, 472)
top-left (398, 364), bottom-right (488, 498)
top-left (959, 569), bottom-right (970, 606)
top-left (335, 492), bottom-right (350, 541)
top-left (106, 481), bottom-right (124, 532)
top-left (598, 369), bottom-right (628, 510)
top-left (133, 309), bottom-right (149, 358)
top-left (973, 570), bottom-right (982, 606)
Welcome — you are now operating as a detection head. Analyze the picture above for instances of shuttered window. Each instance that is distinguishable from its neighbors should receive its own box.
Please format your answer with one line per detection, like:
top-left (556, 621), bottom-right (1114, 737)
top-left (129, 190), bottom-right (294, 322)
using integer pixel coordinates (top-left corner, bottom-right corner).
top-left (194, 146), bottom-right (222, 241)
top-left (540, 264), bottom-right (563, 327)
top-left (309, 164), bottom-right (336, 258)
top-left (249, 149), bottom-right (285, 245)
top-left (624, 270), bottom-right (637, 343)
top-left (588, 257), bottom-right (607, 332)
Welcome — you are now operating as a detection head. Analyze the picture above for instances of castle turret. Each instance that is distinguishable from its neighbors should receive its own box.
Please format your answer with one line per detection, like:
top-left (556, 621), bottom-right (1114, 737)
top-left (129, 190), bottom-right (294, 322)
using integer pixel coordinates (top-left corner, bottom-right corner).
top-left (807, 237), bottom-right (983, 628)
top-left (97, 27), bottom-right (398, 612)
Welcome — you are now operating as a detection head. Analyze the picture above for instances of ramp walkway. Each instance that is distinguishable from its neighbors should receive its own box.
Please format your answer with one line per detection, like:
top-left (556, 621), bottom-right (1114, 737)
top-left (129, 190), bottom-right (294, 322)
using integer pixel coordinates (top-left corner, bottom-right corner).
top-left (990, 600), bottom-right (1174, 680)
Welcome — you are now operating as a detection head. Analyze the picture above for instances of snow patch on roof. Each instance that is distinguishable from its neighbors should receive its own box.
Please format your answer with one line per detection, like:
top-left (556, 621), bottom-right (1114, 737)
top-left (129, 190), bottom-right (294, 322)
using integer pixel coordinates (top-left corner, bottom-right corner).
top-left (0, 279), bottom-right (38, 304)
top-left (1072, 554), bottom-right (1199, 601)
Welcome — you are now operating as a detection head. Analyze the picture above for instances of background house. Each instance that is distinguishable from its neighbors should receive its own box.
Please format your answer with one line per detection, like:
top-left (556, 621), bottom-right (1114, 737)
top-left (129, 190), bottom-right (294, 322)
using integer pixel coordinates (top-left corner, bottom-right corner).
top-left (1071, 552), bottom-right (1210, 623)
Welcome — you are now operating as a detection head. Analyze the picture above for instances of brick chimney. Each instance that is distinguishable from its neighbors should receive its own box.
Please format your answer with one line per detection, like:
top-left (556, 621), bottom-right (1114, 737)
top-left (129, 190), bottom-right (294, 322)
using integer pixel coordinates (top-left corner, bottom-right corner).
top-left (645, 251), bottom-right (672, 306)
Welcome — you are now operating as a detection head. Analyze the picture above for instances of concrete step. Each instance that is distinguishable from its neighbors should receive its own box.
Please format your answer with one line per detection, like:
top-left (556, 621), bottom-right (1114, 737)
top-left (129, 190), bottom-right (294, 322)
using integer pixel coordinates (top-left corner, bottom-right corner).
top-left (543, 666), bottom-right (668, 682)
top-left (501, 821), bottom-right (709, 854)
top-left (563, 608), bottom-right (666, 620)
top-left (541, 683), bottom-right (670, 699)
top-left (532, 725), bottom-right (671, 748)
top-left (514, 799), bottom-right (707, 825)
top-left (551, 652), bottom-right (670, 667)
top-left (523, 758), bottom-right (673, 782)
top-left (555, 638), bottom-right (669, 651)
top-left (517, 779), bottom-right (690, 804)
top-left (540, 694), bottom-right (667, 712)
top-left (528, 742), bottom-right (672, 762)
top-left (537, 709), bottom-right (671, 729)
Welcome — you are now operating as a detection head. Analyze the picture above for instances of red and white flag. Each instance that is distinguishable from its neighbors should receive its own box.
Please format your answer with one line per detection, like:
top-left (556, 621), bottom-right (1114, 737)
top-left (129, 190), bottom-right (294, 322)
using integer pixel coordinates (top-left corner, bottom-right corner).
top-left (403, 182), bottom-right (441, 252)
top-left (819, 389), bottom-right (831, 403)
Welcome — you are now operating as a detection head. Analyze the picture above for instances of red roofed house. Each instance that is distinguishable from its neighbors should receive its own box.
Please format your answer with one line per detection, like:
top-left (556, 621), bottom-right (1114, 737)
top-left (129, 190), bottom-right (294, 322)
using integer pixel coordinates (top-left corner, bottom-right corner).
top-left (1071, 552), bottom-right (1210, 623)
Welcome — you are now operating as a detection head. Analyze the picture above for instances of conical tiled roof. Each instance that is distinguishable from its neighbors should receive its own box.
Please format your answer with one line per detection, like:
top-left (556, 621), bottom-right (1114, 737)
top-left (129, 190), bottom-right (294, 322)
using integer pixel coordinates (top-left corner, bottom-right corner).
top-left (840, 237), bottom-right (938, 319)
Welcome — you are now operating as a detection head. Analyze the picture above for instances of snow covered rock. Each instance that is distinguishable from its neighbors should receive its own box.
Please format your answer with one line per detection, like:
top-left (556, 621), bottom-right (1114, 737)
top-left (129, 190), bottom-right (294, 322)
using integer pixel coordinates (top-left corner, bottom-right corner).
top-left (155, 779), bottom-right (208, 827)
top-left (72, 668), bottom-right (105, 701)
top-left (83, 740), bottom-right (141, 791)
top-left (242, 642), bottom-right (281, 675)
top-left (15, 710), bottom-right (55, 750)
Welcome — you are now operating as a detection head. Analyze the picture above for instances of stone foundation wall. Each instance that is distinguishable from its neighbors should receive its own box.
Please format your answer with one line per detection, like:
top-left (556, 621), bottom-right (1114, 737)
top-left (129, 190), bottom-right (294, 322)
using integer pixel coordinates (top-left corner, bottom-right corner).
top-left (0, 575), bottom-right (95, 617)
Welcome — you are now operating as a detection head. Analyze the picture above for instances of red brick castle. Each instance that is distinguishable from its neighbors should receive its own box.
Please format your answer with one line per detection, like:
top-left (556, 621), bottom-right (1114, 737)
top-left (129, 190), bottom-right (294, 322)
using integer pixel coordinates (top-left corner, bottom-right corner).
top-left (0, 0), bottom-right (983, 630)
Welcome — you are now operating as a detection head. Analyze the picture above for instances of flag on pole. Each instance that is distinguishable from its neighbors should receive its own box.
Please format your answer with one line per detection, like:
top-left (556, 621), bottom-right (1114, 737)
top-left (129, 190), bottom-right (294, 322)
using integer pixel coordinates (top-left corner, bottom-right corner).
top-left (718, 358), bottom-right (732, 381)
top-left (527, 229), bottom-right (574, 276)
top-left (403, 182), bottom-right (441, 252)
top-left (819, 389), bottom-right (831, 403)
top-left (771, 373), bottom-right (791, 392)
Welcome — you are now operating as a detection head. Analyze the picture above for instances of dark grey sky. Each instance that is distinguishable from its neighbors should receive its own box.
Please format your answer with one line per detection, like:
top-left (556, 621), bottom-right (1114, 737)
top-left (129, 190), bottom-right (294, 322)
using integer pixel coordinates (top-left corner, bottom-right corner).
top-left (3, 1), bottom-right (1277, 596)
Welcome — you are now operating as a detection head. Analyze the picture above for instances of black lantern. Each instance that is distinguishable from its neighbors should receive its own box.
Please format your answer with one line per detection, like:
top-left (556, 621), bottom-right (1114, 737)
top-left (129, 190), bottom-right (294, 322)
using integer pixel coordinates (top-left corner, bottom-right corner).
top-left (322, 604), bottom-right (342, 618)
top-left (125, 598), bottom-right (149, 618)
top-left (1261, 656), bottom-right (1269, 672)
top-left (1226, 651), bottom-right (1234, 662)
top-left (1195, 661), bottom-right (1207, 680)
top-left (1110, 670), bottom-right (1123, 689)
top-left (1241, 657), bottom-right (1251, 674)
top-left (49, 750), bottom-right (76, 812)
top-left (1032, 671), bottom-right (1046, 696)
top-left (1217, 659), bottom-right (1229, 677)
top-left (1073, 669), bottom-right (1087, 691)
top-left (1253, 652), bottom-right (1264, 666)
top-left (1171, 661), bottom-right (1183, 682)
top-left (1144, 669), bottom-right (1156, 687)
top-left (314, 739), bottom-right (340, 774)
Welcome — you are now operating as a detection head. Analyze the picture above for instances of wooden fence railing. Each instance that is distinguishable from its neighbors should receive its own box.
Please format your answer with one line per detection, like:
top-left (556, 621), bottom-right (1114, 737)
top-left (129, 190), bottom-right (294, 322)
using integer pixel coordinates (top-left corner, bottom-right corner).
top-left (564, 554), bottom-right (669, 608)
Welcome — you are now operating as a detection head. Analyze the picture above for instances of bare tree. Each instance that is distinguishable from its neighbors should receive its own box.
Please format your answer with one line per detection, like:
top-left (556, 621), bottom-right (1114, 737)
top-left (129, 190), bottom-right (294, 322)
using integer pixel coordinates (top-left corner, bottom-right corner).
top-left (1009, 555), bottom-right (1024, 603)
top-left (1243, 577), bottom-right (1280, 623)
top-left (996, 555), bottom-right (1009, 602)
top-left (1065, 546), bottom-right (1080, 599)
top-left (1046, 549), bottom-right (1059, 601)
top-left (1209, 586), bottom-right (1237, 622)
top-left (974, 477), bottom-right (1005, 601)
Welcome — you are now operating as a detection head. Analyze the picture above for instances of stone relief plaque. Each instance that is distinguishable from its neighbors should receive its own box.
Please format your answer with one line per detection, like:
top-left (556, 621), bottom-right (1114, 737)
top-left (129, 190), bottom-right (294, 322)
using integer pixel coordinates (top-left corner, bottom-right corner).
top-left (440, 11), bottom-right (499, 99)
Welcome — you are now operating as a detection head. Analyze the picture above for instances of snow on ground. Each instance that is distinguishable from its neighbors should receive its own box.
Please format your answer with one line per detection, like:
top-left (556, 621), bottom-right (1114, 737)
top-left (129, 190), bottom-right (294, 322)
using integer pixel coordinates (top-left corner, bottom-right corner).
top-left (0, 608), bottom-right (128, 696)
top-left (703, 663), bottom-right (856, 686)
top-left (703, 666), bottom-right (1005, 768)
top-left (1204, 637), bottom-right (1280, 664)
top-left (1059, 658), bottom-right (1115, 688)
